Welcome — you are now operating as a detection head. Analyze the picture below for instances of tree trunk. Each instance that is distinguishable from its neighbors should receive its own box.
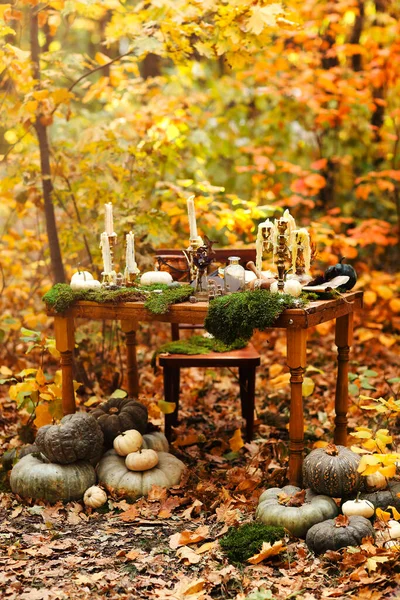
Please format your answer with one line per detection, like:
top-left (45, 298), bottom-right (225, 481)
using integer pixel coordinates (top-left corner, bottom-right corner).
top-left (350, 0), bottom-right (365, 71)
top-left (30, 9), bottom-right (65, 283)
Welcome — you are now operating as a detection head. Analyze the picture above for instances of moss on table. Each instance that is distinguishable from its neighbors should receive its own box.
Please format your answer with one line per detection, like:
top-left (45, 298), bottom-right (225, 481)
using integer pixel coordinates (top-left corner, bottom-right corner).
top-left (151, 334), bottom-right (247, 368)
top-left (43, 283), bottom-right (193, 315)
top-left (205, 289), bottom-right (308, 345)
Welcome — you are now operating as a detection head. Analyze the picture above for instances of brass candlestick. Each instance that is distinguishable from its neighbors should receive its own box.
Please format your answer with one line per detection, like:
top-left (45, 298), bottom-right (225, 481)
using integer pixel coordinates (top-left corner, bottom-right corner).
top-left (276, 220), bottom-right (289, 291)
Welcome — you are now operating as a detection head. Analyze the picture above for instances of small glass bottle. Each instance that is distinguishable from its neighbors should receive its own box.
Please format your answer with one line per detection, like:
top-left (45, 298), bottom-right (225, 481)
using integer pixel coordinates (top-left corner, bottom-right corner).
top-left (224, 256), bottom-right (245, 293)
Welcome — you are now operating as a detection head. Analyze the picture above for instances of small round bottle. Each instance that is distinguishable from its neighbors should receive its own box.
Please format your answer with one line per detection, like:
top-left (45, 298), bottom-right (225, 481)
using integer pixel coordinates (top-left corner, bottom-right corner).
top-left (224, 256), bottom-right (245, 293)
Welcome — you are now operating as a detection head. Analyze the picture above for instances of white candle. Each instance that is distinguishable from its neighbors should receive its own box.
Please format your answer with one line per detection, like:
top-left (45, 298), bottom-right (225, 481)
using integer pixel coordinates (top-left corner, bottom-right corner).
top-left (105, 203), bottom-right (114, 236)
top-left (125, 231), bottom-right (138, 274)
top-left (282, 209), bottom-right (296, 242)
top-left (297, 228), bottom-right (311, 274)
top-left (187, 195), bottom-right (198, 240)
top-left (256, 219), bottom-right (274, 272)
top-left (100, 232), bottom-right (112, 274)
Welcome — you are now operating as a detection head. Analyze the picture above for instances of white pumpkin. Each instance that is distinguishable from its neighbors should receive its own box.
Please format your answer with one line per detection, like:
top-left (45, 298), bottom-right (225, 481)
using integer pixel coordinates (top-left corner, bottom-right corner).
top-left (365, 471), bottom-right (387, 491)
top-left (97, 450), bottom-right (185, 500)
top-left (70, 271), bottom-right (101, 291)
top-left (342, 498), bottom-right (374, 518)
top-left (283, 279), bottom-right (302, 298)
top-left (387, 520), bottom-right (400, 540)
top-left (125, 449), bottom-right (159, 471)
top-left (113, 430), bottom-right (143, 456)
top-left (83, 485), bottom-right (107, 508)
top-left (140, 271), bottom-right (173, 286)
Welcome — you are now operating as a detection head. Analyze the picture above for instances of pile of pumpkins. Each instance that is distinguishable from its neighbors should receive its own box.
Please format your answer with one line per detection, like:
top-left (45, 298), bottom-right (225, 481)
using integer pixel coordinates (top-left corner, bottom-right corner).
top-left (9, 397), bottom-right (185, 506)
top-left (256, 443), bottom-right (400, 554)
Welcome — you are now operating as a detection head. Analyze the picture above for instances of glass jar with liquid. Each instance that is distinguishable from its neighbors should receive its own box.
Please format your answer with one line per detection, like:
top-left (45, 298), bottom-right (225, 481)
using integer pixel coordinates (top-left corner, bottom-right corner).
top-left (224, 256), bottom-right (245, 293)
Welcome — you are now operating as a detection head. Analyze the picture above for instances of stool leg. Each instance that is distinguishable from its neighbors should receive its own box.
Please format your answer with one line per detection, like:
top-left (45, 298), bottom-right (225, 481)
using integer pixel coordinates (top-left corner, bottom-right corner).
top-left (334, 313), bottom-right (353, 445)
top-left (239, 367), bottom-right (255, 442)
top-left (164, 367), bottom-right (180, 442)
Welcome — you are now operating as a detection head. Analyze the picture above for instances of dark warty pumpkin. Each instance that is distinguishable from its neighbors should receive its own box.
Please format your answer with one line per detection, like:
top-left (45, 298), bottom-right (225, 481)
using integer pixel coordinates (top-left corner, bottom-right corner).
top-left (35, 412), bottom-right (104, 465)
top-left (91, 398), bottom-right (148, 447)
top-left (306, 515), bottom-right (375, 554)
top-left (302, 444), bottom-right (362, 497)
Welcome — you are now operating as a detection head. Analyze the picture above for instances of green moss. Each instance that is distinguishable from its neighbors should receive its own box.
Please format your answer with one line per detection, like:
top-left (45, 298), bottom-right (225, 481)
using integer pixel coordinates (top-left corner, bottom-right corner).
top-left (219, 522), bottom-right (285, 564)
top-left (205, 290), bottom-right (307, 345)
top-left (43, 283), bottom-right (193, 315)
top-left (143, 284), bottom-right (193, 314)
top-left (151, 334), bottom-right (247, 368)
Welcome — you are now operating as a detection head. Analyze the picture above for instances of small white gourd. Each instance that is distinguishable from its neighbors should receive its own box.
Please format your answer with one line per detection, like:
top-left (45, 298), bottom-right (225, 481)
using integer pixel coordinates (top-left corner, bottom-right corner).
top-left (140, 271), bottom-right (173, 286)
top-left (365, 471), bottom-right (387, 491)
top-left (342, 498), bottom-right (374, 518)
top-left (83, 485), bottom-right (107, 508)
top-left (125, 449), bottom-right (159, 471)
top-left (283, 279), bottom-right (302, 297)
top-left (70, 271), bottom-right (101, 291)
top-left (387, 520), bottom-right (400, 540)
top-left (113, 430), bottom-right (143, 456)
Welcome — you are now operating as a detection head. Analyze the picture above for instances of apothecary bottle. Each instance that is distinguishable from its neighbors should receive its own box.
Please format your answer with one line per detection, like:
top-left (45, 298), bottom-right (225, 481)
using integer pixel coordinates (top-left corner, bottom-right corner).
top-left (224, 256), bottom-right (245, 293)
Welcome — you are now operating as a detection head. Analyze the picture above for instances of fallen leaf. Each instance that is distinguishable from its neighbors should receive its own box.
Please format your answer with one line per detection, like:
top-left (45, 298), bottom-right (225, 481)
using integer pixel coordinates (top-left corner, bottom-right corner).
top-left (229, 429), bottom-right (244, 452)
top-left (119, 506), bottom-right (139, 522)
top-left (169, 525), bottom-right (210, 549)
top-left (247, 540), bottom-right (286, 564)
top-left (176, 545), bottom-right (202, 564)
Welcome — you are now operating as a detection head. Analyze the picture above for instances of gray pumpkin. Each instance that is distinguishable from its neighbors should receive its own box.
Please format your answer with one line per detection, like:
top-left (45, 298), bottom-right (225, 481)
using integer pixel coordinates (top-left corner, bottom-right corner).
top-left (256, 485), bottom-right (339, 538)
top-left (10, 454), bottom-right (96, 503)
top-left (306, 515), bottom-right (375, 554)
top-left (35, 412), bottom-right (104, 464)
top-left (303, 444), bottom-right (362, 497)
top-left (359, 481), bottom-right (400, 512)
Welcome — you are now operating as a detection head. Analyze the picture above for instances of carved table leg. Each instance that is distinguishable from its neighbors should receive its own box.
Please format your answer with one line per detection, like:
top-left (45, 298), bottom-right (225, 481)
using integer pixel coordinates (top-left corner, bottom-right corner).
top-left (287, 328), bottom-right (308, 486)
top-left (54, 316), bottom-right (76, 415)
top-left (334, 313), bottom-right (353, 446)
top-left (121, 320), bottom-right (140, 398)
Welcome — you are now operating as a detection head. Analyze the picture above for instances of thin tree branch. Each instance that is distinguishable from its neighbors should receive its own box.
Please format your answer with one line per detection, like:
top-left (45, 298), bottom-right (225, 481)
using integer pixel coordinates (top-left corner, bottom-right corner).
top-left (67, 50), bottom-right (134, 93)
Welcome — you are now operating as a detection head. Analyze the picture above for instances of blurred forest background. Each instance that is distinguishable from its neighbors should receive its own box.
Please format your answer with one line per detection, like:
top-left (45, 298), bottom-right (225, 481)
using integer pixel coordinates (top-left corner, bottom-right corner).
top-left (0, 0), bottom-right (399, 425)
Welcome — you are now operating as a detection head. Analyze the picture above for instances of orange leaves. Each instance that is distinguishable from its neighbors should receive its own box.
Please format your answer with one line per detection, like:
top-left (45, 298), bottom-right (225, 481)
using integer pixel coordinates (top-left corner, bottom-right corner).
top-left (247, 540), bottom-right (286, 564)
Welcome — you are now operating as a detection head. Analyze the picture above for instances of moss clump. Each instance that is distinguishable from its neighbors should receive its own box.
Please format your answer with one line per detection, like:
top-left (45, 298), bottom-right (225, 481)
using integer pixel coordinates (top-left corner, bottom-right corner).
top-left (43, 283), bottom-right (193, 315)
top-left (219, 522), bottom-right (285, 564)
top-left (205, 289), bottom-right (307, 345)
top-left (143, 284), bottom-right (193, 314)
top-left (151, 334), bottom-right (247, 368)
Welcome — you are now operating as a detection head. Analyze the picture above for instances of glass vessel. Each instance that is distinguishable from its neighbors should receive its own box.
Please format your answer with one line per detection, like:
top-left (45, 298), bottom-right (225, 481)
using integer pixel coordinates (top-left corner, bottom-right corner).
top-left (224, 256), bottom-right (245, 293)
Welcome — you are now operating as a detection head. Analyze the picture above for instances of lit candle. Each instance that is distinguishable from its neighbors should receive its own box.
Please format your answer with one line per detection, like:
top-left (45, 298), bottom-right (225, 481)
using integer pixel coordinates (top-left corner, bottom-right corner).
top-left (125, 231), bottom-right (139, 274)
top-left (256, 219), bottom-right (274, 273)
top-left (100, 232), bottom-right (112, 274)
top-left (105, 203), bottom-right (114, 236)
top-left (186, 195), bottom-right (198, 241)
top-left (282, 209), bottom-right (296, 242)
top-left (296, 228), bottom-right (311, 274)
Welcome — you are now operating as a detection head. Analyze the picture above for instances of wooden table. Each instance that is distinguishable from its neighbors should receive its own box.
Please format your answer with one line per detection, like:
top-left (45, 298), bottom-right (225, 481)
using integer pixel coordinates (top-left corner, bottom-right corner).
top-left (47, 290), bottom-right (363, 486)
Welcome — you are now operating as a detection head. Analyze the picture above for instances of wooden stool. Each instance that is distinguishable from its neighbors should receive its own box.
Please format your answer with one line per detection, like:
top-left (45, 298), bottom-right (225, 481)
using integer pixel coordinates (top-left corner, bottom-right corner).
top-left (158, 344), bottom-right (261, 443)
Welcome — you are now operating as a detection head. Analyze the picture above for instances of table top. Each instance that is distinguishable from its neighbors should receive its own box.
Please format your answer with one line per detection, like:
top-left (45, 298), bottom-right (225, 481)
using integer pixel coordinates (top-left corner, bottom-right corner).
top-left (47, 290), bottom-right (363, 330)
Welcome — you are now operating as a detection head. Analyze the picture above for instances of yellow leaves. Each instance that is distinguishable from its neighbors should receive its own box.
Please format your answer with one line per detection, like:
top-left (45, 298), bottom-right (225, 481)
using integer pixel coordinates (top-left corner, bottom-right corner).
top-left (36, 367), bottom-right (46, 387)
top-left (32, 89), bottom-right (49, 101)
top-left (95, 52), bottom-right (110, 66)
top-left (363, 290), bottom-right (377, 308)
top-left (34, 403), bottom-right (53, 428)
top-left (247, 540), bottom-right (286, 564)
top-left (246, 4), bottom-right (283, 36)
top-left (158, 399), bottom-right (176, 414)
top-left (376, 285), bottom-right (393, 301)
top-left (229, 428), bottom-right (244, 452)
top-left (169, 526), bottom-right (209, 549)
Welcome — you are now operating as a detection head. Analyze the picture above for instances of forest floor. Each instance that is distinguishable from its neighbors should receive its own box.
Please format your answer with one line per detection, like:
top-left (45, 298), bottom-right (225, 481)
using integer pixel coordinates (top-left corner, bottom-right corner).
top-left (0, 317), bottom-right (400, 600)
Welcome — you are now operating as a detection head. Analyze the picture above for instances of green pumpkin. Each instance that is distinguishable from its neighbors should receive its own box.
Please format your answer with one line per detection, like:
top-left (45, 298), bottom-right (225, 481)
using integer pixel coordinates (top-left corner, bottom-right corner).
top-left (256, 485), bottom-right (339, 538)
top-left (10, 454), bottom-right (96, 503)
top-left (35, 412), bottom-right (104, 465)
top-left (97, 450), bottom-right (185, 500)
top-left (306, 515), bottom-right (375, 554)
top-left (303, 444), bottom-right (362, 497)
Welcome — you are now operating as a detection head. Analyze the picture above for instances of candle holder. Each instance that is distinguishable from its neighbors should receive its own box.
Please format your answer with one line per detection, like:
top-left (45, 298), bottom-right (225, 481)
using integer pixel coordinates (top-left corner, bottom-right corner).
top-left (276, 220), bottom-right (290, 291)
top-left (124, 270), bottom-right (140, 287)
top-left (187, 235), bottom-right (216, 299)
top-left (101, 233), bottom-right (118, 286)
top-left (187, 237), bottom-right (203, 282)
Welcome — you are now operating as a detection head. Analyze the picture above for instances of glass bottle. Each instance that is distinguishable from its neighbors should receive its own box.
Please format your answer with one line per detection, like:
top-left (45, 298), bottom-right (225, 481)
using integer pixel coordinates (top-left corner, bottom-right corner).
top-left (224, 256), bottom-right (245, 293)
